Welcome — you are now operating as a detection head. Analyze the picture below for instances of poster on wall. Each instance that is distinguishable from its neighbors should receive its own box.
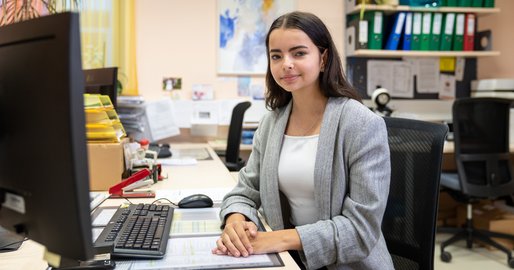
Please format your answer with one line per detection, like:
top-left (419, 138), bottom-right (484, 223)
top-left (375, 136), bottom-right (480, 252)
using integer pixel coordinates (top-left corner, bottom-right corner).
top-left (217, 0), bottom-right (295, 75)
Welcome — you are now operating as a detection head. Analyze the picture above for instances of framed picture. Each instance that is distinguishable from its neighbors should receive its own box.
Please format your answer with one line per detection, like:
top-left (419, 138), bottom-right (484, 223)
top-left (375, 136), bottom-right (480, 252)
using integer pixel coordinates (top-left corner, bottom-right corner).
top-left (217, 0), bottom-right (295, 75)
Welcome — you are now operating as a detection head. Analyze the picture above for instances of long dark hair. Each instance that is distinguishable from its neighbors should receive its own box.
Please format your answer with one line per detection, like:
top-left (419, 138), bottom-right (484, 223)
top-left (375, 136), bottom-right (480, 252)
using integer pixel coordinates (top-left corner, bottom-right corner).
top-left (265, 11), bottom-right (361, 110)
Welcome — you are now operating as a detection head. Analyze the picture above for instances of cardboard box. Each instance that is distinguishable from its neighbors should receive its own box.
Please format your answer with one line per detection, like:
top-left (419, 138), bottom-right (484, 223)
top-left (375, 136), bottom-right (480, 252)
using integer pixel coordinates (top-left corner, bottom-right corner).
top-left (437, 192), bottom-right (460, 226)
top-left (456, 201), bottom-right (514, 250)
top-left (87, 142), bottom-right (125, 191)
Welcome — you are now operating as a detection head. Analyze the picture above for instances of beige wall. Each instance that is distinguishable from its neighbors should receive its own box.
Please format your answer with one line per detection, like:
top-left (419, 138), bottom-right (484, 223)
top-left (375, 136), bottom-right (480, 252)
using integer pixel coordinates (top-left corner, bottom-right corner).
top-left (135, 0), bottom-right (343, 101)
top-left (478, 0), bottom-right (514, 79)
top-left (135, 0), bottom-right (512, 106)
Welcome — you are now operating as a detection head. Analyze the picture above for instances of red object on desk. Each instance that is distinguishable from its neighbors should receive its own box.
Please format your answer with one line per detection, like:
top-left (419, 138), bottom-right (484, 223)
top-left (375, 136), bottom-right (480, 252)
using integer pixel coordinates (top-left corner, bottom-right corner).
top-left (108, 168), bottom-right (151, 196)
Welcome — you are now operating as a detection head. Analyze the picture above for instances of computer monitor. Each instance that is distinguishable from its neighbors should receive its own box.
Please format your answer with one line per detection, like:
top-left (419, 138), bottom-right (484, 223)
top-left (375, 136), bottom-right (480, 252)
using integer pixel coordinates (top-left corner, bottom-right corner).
top-left (84, 67), bottom-right (118, 108)
top-left (0, 12), bottom-right (94, 263)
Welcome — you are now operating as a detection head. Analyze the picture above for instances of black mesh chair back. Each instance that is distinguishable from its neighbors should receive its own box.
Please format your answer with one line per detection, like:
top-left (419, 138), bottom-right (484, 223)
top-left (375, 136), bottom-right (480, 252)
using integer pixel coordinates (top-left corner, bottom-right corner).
top-left (453, 97), bottom-right (514, 198)
top-left (225, 101), bottom-right (251, 171)
top-left (382, 117), bottom-right (448, 270)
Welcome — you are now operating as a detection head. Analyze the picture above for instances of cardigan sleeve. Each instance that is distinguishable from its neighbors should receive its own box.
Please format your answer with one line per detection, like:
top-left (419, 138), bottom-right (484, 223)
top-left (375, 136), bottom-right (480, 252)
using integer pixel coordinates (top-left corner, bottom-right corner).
top-left (219, 113), bottom-right (270, 227)
top-left (296, 108), bottom-right (391, 268)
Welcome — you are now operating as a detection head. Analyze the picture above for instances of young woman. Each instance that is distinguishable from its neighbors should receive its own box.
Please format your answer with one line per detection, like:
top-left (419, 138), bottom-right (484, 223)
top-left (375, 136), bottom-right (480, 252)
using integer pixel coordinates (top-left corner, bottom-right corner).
top-left (213, 11), bottom-right (394, 270)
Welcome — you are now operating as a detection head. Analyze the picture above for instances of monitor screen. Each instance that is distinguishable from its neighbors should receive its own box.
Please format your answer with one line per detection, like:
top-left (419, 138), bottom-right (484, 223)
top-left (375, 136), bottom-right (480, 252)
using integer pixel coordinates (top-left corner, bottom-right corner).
top-left (0, 12), bottom-right (94, 262)
top-left (84, 67), bottom-right (118, 108)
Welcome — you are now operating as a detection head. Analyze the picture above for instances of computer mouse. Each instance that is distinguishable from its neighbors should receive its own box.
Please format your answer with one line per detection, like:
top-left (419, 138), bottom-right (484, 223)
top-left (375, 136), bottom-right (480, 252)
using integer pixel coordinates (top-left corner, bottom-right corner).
top-left (178, 194), bottom-right (213, 208)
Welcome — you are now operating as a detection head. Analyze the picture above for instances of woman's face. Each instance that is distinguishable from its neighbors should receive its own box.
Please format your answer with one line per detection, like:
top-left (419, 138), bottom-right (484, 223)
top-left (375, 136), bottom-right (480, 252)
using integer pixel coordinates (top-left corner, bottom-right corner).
top-left (268, 28), bottom-right (324, 95)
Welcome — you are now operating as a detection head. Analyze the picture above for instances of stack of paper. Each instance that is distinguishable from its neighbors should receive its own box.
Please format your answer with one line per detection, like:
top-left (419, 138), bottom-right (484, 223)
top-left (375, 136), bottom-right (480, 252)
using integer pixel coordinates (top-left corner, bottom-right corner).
top-left (84, 94), bottom-right (126, 142)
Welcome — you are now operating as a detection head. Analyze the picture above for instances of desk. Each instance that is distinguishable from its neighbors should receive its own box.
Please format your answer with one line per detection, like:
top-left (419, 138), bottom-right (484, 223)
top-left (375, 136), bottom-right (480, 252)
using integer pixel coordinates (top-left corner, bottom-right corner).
top-left (0, 144), bottom-right (299, 270)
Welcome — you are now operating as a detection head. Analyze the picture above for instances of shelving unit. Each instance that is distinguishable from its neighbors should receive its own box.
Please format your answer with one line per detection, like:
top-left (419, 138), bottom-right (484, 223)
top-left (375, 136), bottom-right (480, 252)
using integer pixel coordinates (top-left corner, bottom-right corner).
top-left (348, 50), bottom-right (500, 58)
top-left (344, 1), bottom-right (501, 100)
top-left (346, 4), bottom-right (500, 16)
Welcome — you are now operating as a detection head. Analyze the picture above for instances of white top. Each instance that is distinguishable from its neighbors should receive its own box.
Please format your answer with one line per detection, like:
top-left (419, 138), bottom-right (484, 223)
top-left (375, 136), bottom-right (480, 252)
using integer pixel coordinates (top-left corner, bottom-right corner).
top-left (278, 134), bottom-right (319, 226)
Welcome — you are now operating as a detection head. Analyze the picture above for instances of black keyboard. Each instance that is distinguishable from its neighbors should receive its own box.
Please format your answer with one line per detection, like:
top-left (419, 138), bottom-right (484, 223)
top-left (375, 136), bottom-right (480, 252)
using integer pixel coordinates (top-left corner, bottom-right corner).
top-left (94, 203), bottom-right (174, 259)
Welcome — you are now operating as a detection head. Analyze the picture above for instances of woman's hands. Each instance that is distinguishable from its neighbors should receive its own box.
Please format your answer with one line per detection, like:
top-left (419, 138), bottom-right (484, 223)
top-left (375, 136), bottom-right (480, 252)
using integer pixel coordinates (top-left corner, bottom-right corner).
top-left (212, 213), bottom-right (302, 257)
top-left (212, 213), bottom-right (258, 257)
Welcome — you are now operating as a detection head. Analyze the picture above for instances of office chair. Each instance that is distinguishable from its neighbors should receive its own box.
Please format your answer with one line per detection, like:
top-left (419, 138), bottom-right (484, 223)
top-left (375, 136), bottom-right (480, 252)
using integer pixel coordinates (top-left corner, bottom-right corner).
top-left (223, 101), bottom-right (251, 171)
top-left (438, 97), bottom-right (514, 268)
top-left (382, 117), bottom-right (448, 270)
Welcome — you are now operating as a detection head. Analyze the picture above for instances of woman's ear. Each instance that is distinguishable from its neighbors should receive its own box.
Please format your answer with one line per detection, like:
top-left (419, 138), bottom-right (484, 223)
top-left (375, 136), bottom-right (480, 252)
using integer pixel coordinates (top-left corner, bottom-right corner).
top-left (320, 49), bottom-right (328, 71)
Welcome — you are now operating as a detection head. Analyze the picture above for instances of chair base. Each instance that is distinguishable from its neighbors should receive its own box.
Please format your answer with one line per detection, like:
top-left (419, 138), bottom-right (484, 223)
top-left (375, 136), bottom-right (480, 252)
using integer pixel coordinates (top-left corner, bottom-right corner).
top-left (439, 214), bottom-right (514, 268)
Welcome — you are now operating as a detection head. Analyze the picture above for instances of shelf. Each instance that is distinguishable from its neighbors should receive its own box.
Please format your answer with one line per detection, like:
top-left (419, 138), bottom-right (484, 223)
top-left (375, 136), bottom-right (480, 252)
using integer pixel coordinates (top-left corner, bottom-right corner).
top-left (347, 50), bottom-right (500, 58)
top-left (346, 4), bottom-right (500, 16)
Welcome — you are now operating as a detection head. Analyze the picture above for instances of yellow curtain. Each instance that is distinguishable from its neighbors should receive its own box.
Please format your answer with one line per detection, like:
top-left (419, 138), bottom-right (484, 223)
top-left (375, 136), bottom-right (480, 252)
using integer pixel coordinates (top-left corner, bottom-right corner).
top-left (80, 0), bottom-right (138, 96)
top-left (114, 0), bottom-right (138, 96)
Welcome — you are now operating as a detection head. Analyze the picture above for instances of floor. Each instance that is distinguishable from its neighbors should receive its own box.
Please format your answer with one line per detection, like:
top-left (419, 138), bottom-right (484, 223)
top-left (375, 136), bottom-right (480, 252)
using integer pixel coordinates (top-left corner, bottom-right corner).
top-left (434, 233), bottom-right (513, 269)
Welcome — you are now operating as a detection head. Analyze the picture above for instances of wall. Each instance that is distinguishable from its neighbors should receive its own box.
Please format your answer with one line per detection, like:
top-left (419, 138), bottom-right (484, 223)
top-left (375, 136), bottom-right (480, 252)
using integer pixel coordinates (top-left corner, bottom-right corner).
top-left (135, 0), bottom-right (343, 101)
top-left (478, 0), bottom-right (514, 79)
top-left (135, 0), bottom-right (512, 124)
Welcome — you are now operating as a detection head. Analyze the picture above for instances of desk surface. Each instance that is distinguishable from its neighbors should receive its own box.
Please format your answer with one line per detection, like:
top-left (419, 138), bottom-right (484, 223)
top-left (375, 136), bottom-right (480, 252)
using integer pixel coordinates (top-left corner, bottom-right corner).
top-left (0, 143), bottom-right (299, 270)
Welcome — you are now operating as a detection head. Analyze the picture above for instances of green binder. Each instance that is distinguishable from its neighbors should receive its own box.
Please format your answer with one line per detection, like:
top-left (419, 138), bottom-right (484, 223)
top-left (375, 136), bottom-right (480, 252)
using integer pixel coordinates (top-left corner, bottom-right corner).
top-left (471, 0), bottom-right (483, 7)
top-left (365, 11), bottom-right (384, 50)
top-left (483, 0), bottom-right (494, 7)
top-left (430, 13), bottom-right (443, 50)
top-left (458, 0), bottom-right (471, 6)
top-left (452, 13), bottom-right (465, 51)
top-left (445, 0), bottom-right (457, 6)
top-left (411, 12), bottom-right (422, 51)
top-left (420, 13), bottom-right (432, 51)
top-left (440, 13), bottom-right (455, 51)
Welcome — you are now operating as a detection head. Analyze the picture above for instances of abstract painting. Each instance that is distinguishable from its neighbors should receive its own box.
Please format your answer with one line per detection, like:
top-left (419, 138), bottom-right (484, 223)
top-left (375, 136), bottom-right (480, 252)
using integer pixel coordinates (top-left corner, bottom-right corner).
top-left (218, 0), bottom-right (295, 75)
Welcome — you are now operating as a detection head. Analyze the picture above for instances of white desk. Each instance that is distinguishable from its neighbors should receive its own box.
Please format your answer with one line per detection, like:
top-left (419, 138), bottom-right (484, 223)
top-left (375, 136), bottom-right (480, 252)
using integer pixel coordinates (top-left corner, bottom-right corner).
top-left (0, 143), bottom-right (299, 270)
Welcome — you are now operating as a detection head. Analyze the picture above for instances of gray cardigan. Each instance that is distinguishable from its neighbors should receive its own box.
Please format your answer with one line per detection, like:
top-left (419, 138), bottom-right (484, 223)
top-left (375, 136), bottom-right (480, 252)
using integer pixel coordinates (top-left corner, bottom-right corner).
top-left (220, 97), bottom-right (394, 270)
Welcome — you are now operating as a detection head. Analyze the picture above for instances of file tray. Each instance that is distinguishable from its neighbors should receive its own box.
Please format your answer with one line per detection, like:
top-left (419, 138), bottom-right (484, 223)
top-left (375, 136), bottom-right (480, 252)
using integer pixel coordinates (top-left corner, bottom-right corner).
top-left (84, 94), bottom-right (126, 142)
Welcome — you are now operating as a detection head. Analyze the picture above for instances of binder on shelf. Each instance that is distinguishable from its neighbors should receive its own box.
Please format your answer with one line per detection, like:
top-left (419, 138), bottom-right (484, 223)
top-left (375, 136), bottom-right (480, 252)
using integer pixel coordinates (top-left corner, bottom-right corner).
top-left (440, 13), bottom-right (455, 51)
top-left (430, 13), bottom-right (443, 51)
top-left (346, 18), bottom-right (368, 52)
top-left (471, 0), bottom-right (483, 7)
top-left (402, 12), bottom-right (413, 51)
top-left (457, 0), bottom-right (471, 6)
top-left (411, 12), bottom-right (422, 50)
top-left (420, 12), bottom-right (432, 51)
top-left (483, 0), bottom-right (494, 7)
top-left (453, 13), bottom-right (465, 51)
top-left (444, 0), bottom-right (458, 6)
top-left (385, 12), bottom-right (406, 50)
top-left (366, 11), bottom-right (384, 50)
top-left (463, 13), bottom-right (475, 51)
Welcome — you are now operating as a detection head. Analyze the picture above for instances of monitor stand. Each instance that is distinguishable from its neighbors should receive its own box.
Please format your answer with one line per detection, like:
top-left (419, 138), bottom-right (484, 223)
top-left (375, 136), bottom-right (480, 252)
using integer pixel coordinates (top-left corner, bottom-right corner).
top-left (0, 226), bottom-right (24, 253)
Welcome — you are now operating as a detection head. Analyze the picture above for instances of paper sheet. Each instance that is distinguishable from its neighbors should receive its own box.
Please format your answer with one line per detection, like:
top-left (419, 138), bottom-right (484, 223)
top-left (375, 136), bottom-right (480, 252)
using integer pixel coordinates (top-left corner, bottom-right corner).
top-left (91, 208), bottom-right (118, 227)
top-left (145, 99), bottom-right (180, 141)
top-left (367, 60), bottom-right (413, 98)
top-left (115, 237), bottom-right (274, 270)
top-left (415, 58), bottom-right (440, 94)
top-left (170, 208), bottom-right (222, 237)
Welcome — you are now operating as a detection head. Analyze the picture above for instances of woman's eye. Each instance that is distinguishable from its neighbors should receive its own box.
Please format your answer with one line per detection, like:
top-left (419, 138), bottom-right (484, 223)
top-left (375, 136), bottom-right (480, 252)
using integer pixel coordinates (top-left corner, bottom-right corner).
top-left (295, 51), bottom-right (307, 57)
top-left (270, 54), bottom-right (281, 60)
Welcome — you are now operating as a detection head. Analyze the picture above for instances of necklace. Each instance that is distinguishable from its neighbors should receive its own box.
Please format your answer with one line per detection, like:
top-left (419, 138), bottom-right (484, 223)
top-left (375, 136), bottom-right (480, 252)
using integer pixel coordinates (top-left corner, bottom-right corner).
top-left (289, 113), bottom-right (323, 136)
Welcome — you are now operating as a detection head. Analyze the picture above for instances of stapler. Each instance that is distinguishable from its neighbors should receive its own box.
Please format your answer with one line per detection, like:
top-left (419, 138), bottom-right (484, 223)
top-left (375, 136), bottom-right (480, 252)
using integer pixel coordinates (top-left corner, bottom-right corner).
top-left (108, 169), bottom-right (156, 198)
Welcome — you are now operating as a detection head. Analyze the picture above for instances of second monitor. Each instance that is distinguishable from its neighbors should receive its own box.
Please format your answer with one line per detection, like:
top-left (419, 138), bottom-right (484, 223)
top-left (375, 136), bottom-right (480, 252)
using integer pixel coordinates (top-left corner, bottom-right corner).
top-left (84, 67), bottom-right (118, 108)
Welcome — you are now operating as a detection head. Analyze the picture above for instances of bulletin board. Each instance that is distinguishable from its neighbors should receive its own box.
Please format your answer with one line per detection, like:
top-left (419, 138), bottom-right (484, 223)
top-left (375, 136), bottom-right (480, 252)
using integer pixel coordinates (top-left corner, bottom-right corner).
top-left (346, 57), bottom-right (476, 100)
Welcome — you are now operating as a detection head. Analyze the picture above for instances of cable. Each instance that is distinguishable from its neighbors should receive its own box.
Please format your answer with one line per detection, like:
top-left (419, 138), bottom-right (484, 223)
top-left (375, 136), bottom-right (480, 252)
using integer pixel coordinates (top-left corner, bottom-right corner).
top-left (150, 198), bottom-right (178, 207)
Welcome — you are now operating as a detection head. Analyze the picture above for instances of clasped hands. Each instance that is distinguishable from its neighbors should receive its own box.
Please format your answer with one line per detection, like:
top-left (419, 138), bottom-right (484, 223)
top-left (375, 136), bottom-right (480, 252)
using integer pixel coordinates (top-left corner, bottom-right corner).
top-left (212, 213), bottom-right (284, 257)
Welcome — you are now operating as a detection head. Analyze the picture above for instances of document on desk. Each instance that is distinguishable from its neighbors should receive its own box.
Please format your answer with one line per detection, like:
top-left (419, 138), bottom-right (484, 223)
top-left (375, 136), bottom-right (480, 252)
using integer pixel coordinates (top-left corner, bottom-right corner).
top-left (170, 208), bottom-right (222, 237)
top-left (114, 236), bottom-right (281, 270)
